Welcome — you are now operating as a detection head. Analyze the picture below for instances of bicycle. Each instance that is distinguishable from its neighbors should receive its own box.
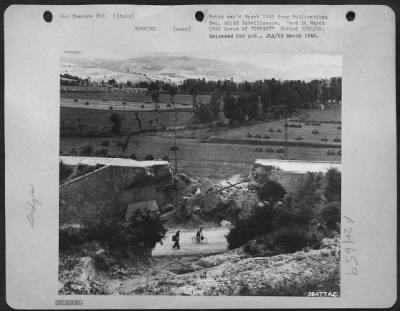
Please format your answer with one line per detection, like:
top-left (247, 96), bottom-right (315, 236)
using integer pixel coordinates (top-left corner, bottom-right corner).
top-left (192, 236), bottom-right (208, 244)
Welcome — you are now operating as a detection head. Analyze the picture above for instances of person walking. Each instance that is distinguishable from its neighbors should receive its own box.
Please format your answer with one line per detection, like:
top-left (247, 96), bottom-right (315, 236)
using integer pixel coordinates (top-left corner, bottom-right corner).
top-left (172, 230), bottom-right (180, 250)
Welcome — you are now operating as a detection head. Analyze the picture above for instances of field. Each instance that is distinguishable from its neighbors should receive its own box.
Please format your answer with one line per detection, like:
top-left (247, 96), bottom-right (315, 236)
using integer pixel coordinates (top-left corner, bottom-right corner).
top-left (60, 91), bottom-right (341, 179)
top-left (61, 91), bottom-right (211, 106)
top-left (61, 107), bottom-right (194, 133)
top-left (60, 134), bottom-right (341, 179)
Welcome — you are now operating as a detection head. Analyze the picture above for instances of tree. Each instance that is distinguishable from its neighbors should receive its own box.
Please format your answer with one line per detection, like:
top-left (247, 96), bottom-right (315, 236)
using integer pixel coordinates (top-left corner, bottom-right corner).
top-left (324, 168), bottom-right (341, 202)
top-left (210, 88), bottom-right (222, 121)
top-left (168, 85), bottom-right (178, 105)
top-left (150, 91), bottom-right (160, 111)
top-left (223, 91), bottom-right (236, 122)
top-left (107, 79), bottom-right (116, 86)
top-left (110, 113), bottom-right (122, 135)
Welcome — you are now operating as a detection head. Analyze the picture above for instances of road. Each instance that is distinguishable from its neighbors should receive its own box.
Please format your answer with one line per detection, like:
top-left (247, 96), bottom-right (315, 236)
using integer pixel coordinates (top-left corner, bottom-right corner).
top-left (152, 227), bottom-right (230, 257)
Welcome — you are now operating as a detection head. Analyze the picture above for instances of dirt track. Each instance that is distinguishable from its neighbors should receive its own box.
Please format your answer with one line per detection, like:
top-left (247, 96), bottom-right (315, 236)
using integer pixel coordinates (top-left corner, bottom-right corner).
top-left (152, 227), bottom-right (230, 257)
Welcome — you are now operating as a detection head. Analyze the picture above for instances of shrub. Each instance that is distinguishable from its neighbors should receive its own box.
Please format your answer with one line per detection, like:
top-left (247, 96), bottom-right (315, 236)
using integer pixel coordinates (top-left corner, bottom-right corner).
top-left (337, 149), bottom-right (341, 156)
top-left (110, 113), bottom-right (122, 135)
top-left (85, 101), bottom-right (89, 105)
top-left (170, 145), bottom-right (179, 151)
top-left (60, 210), bottom-right (167, 253)
top-left (268, 128), bottom-right (275, 132)
top-left (333, 137), bottom-right (341, 142)
top-left (96, 148), bottom-right (108, 156)
top-left (101, 140), bottom-right (110, 147)
top-left (80, 144), bottom-right (94, 155)
top-left (295, 136), bottom-right (303, 141)
top-left (166, 103), bottom-right (172, 108)
top-left (305, 122), bottom-right (310, 126)
top-left (109, 106), bottom-right (113, 110)
top-left (263, 135), bottom-right (270, 139)
top-left (116, 141), bottom-right (124, 147)
top-left (312, 122), bottom-right (321, 126)
top-left (276, 128), bottom-right (282, 133)
top-left (140, 104), bottom-right (145, 109)
top-left (312, 130), bottom-right (319, 134)
top-left (321, 137), bottom-right (328, 142)
top-left (74, 99), bottom-right (78, 102)
top-left (129, 153), bottom-right (137, 160)
top-left (276, 146), bottom-right (285, 153)
top-left (145, 154), bottom-right (155, 160)
top-left (162, 155), bottom-right (170, 161)
top-left (258, 181), bottom-right (286, 202)
top-left (255, 134), bottom-right (261, 138)
top-left (247, 132), bottom-right (252, 138)
top-left (337, 126), bottom-right (342, 130)
top-left (320, 202), bottom-right (341, 230)
top-left (265, 147), bottom-right (274, 153)
top-left (327, 149), bottom-right (336, 156)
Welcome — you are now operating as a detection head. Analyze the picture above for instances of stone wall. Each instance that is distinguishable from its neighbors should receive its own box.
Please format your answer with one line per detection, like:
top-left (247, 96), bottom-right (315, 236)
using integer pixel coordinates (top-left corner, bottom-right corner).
top-left (60, 163), bottom-right (173, 226)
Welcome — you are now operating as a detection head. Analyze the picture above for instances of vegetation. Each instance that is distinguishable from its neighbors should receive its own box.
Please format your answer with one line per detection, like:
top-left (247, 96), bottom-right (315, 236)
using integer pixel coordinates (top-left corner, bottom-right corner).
top-left (227, 169), bottom-right (341, 254)
top-left (59, 210), bottom-right (167, 254)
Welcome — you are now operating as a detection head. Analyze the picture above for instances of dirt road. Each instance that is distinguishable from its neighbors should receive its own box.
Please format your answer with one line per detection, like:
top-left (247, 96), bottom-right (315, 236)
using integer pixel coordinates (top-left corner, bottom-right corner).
top-left (152, 227), bottom-right (230, 257)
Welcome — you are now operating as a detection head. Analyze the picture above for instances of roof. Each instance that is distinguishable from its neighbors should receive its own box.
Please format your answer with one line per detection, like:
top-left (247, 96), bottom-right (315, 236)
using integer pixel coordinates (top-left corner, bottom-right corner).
top-left (254, 159), bottom-right (341, 173)
top-left (59, 156), bottom-right (168, 168)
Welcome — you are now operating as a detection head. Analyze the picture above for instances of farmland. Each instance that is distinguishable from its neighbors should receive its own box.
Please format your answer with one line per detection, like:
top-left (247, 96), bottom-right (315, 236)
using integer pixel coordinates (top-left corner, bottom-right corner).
top-left (60, 90), bottom-right (341, 178)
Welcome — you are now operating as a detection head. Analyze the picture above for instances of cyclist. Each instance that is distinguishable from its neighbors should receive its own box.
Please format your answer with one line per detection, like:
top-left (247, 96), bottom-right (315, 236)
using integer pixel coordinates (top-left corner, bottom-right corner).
top-left (196, 227), bottom-right (204, 243)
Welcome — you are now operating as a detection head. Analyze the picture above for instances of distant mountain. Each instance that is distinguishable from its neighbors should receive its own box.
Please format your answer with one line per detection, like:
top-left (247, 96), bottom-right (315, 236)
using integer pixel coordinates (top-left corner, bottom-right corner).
top-left (60, 55), bottom-right (340, 84)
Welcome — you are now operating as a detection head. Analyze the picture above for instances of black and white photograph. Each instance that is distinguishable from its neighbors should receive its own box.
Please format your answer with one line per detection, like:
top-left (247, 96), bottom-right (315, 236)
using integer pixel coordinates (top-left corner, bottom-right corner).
top-left (58, 52), bottom-right (342, 296)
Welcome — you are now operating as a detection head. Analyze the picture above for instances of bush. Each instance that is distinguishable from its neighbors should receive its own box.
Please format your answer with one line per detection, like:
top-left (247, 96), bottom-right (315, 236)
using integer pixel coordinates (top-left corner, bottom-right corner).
top-left (141, 105), bottom-right (145, 109)
top-left (276, 146), bottom-right (285, 153)
top-left (60, 210), bottom-right (167, 253)
top-left (276, 128), bottom-right (282, 133)
top-left (129, 153), bottom-right (137, 160)
top-left (312, 130), bottom-right (319, 134)
top-left (109, 106), bottom-right (113, 110)
top-left (145, 154), bottom-right (155, 160)
top-left (320, 202), bottom-right (341, 230)
top-left (312, 122), bottom-right (321, 126)
top-left (295, 136), bottom-right (303, 140)
top-left (268, 128), bottom-right (275, 132)
top-left (85, 101), bottom-right (89, 105)
top-left (96, 148), bottom-right (108, 156)
top-left (247, 132), bottom-right (252, 138)
top-left (166, 103), bottom-right (171, 108)
top-left (80, 144), bottom-right (94, 155)
top-left (101, 140), bottom-right (110, 147)
top-left (333, 137), bottom-right (341, 142)
top-left (258, 181), bottom-right (286, 202)
top-left (263, 135), bottom-right (270, 139)
top-left (321, 137), bottom-right (328, 142)
top-left (74, 99), bottom-right (78, 102)
top-left (337, 149), bottom-right (341, 156)
top-left (327, 149), bottom-right (336, 155)
top-left (337, 126), bottom-right (342, 130)
top-left (116, 141), bottom-right (124, 147)
top-left (265, 147), bottom-right (274, 153)
top-left (162, 155), bottom-right (170, 161)
top-left (255, 134), bottom-right (261, 138)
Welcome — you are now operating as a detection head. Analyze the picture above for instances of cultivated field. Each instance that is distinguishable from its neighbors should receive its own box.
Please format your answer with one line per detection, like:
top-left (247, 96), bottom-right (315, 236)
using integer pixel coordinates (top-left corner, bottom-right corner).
top-left (60, 135), bottom-right (341, 179)
top-left (61, 107), bottom-right (194, 132)
top-left (61, 91), bottom-right (211, 105)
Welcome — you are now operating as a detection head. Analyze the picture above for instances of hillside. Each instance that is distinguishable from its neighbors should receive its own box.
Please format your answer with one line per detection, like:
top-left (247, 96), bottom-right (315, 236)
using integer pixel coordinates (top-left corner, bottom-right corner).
top-left (61, 55), bottom-right (340, 83)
